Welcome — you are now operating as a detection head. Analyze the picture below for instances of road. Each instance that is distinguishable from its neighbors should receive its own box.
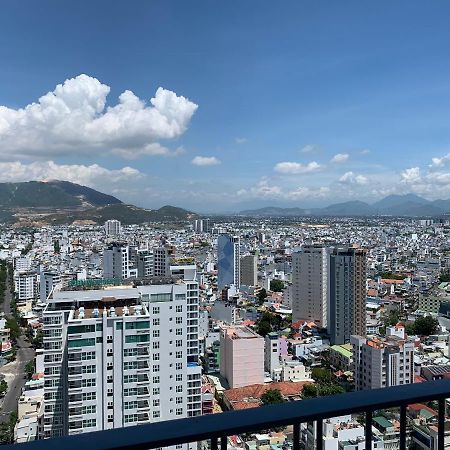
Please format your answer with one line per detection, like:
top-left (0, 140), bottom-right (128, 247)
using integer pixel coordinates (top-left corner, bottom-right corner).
top-left (0, 266), bottom-right (35, 423)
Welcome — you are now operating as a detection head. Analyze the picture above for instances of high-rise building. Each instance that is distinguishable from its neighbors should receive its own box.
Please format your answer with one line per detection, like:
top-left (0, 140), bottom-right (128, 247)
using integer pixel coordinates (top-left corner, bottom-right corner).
top-left (39, 270), bottom-right (61, 302)
top-left (103, 243), bottom-right (130, 279)
top-left (292, 244), bottom-right (329, 328)
top-left (219, 325), bottom-right (264, 388)
top-left (153, 247), bottom-right (170, 277)
top-left (193, 218), bottom-right (211, 233)
top-left (42, 277), bottom-right (201, 443)
top-left (136, 249), bottom-right (153, 278)
top-left (351, 335), bottom-right (414, 390)
top-left (14, 256), bottom-right (31, 272)
top-left (14, 271), bottom-right (38, 302)
top-left (329, 246), bottom-right (367, 345)
top-left (264, 332), bottom-right (281, 376)
top-left (240, 255), bottom-right (257, 287)
top-left (104, 220), bottom-right (121, 236)
top-left (217, 234), bottom-right (240, 289)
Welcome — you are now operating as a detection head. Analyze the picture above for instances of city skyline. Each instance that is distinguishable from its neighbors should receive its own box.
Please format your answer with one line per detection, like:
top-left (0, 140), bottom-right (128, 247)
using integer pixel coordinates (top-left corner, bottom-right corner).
top-left (2, 2), bottom-right (450, 211)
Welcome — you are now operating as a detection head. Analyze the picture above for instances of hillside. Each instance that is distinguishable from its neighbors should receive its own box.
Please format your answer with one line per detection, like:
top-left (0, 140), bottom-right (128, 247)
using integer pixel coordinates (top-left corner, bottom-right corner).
top-left (0, 180), bottom-right (196, 225)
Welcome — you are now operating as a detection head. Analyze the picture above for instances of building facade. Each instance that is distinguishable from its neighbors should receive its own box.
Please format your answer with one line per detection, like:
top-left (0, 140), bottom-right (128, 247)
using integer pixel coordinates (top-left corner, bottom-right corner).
top-left (329, 247), bottom-right (367, 345)
top-left (292, 244), bottom-right (329, 328)
top-left (240, 255), bottom-right (257, 287)
top-left (217, 234), bottom-right (240, 289)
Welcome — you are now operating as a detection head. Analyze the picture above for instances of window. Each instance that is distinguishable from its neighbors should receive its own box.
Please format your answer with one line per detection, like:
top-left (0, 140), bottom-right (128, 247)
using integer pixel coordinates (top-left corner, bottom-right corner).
top-left (175, 294), bottom-right (185, 301)
top-left (153, 318), bottom-right (160, 326)
top-left (153, 399), bottom-right (160, 407)
top-left (176, 408), bottom-right (183, 416)
top-left (176, 374), bottom-right (182, 382)
top-left (176, 340), bottom-right (182, 347)
top-left (82, 405), bottom-right (96, 414)
top-left (153, 376), bottom-right (160, 384)
top-left (81, 378), bottom-right (96, 388)
top-left (68, 324), bottom-right (95, 334)
top-left (176, 397), bottom-right (183, 404)
top-left (82, 392), bottom-right (96, 401)
top-left (153, 411), bottom-right (160, 418)
top-left (176, 317), bottom-right (182, 324)
top-left (150, 293), bottom-right (171, 302)
top-left (116, 322), bottom-right (123, 330)
top-left (68, 338), bottom-right (95, 348)
top-left (82, 419), bottom-right (96, 428)
top-left (153, 353), bottom-right (160, 361)
top-left (153, 341), bottom-right (160, 349)
top-left (153, 307), bottom-right (160, 314)
top-left (176, 305), bottom-right (183, 313)
top-left (153, 387), bottom-right (160, 395)
top-left (82, 365), bottom-right (96, 374)
top-left (176, 362), bottom-right (182, 370)
top-left (125, 321), bottom-right (150, 330)
top-left (153, 365), bottom-right (160, 372)
top-left (176, 328), bottom-right (183, 336)
top-left (175, 351), bottom-right (182, 359)
top-left (125, 334), bottom-right (150, 343)
top-left (176, 385), bottom-right (183, 393)
top-left (153, 330), bottom-right (160, 338)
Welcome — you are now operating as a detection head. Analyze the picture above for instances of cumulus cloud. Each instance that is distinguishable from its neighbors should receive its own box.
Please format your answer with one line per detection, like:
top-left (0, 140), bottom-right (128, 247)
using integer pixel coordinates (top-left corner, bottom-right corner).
top-left (400, 167), bottom-right (421, 183)
top-left (274, 161), bottom-right (321, 174)
top-left (339, 171), bottom-right (368, 185)
top-left (0, 74), bottom-right (198, 159)
top-left (0, 161), bottom-right (144, 193)
top-left (191, 156), bottom-right (221, 166)
top-left (331, 153), bottom-right (349, 163)
top-left (431, 153), bottom-right (450, 167)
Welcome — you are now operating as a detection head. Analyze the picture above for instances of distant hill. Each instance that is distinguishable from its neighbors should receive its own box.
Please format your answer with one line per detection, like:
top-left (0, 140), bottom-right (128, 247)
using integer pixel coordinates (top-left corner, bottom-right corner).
top-left (45, 180), bottom-right (122, 206)
top-left (0, 180), bottom-right (196, 225)
top-left (239, 193), bottom-right (450, 217)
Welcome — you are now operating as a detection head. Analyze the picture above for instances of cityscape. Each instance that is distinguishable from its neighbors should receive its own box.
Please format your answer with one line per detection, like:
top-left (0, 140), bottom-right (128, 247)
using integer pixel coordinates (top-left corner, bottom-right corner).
top-left (3, 1), bottom-right (450, 449)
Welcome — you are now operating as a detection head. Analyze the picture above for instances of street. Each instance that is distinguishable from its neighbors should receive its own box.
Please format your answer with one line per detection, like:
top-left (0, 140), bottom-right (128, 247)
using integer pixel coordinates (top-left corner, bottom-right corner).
top-left (0, 266), bottom-right (35, 423)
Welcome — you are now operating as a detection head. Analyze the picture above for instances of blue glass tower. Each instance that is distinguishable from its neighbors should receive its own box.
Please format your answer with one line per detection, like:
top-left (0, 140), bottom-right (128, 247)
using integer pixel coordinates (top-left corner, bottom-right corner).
top-left (217, 234), bottom-right (240, 289)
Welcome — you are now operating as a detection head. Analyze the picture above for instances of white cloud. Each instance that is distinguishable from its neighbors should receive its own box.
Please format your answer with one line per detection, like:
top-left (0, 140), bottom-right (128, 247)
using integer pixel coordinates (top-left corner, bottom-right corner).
top-left (431, 154), bottom-right (450, 167)
top-left (331, 153), bottom-right (349, 163)
top-left (300, 144), bottom-right (321, 154)
top-left (274, 161), bottom-right (321, 174)
top-left (0, 161), bottom-right (144, 192)
top-left (360, 149), bottom-right (371, 155)
top-left (339, 171), bottom-right (368, 185)
top-left (191, 156), bottom-right (221, 166)
top-left (400, 167), bottom-right (421, 183)
top-left (235, 137), bottom-right (248, 144)
top-left (0, 74), bottom-right (198, 159)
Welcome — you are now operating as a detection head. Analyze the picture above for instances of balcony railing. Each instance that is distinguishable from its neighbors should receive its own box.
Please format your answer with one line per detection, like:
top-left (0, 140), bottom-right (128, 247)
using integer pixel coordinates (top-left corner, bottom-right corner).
top-left (5, 379), bottom-right (450, 450)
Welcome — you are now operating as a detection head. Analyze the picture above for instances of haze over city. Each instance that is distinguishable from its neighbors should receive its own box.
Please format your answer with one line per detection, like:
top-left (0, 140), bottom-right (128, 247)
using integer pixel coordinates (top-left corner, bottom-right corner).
top-left (3, 2), bottom-right (450, 211)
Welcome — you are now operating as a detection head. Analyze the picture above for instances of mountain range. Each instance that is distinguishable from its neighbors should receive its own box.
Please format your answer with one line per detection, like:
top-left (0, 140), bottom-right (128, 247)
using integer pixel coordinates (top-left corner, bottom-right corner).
top-left (0, 181), bottom-right (195, 225)
top-left (239, 194), bottom-right (450, 217)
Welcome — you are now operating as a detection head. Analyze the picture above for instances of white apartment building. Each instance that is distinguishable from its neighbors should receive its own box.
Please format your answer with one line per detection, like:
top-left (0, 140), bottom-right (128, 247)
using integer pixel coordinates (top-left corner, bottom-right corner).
top-left (14, 256), bottom-right (31, 272)
top-left (104, 220), bottom-right (121, 236)
top-left (42, 277), bottom-right (201, 443)
top-left (103, 243), bottom-right (130, 279)
top-left (292, 244), bottom-right (329, 328)
top-left (15, 271), bottom-right (38, 302)
top-left (40, 271), bottom-right (61, 302)
top-left (240, 255), bottom-right (257, 287)
top-left (351, 335), bottom-right (415, 391)
top-left (264, 332), bottom-right (281, 376)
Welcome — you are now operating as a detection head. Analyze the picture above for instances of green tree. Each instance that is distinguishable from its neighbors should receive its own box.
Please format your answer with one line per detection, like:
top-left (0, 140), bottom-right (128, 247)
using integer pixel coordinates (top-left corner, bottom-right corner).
top-left (0, 380), bottom-right (7, 396)
top-left (25, 360), bottom-right (35, 380)
top-left (413, 316), bottom-right (439, 336)
top-left (270, 279), bottom-right (284, 292)
top-left (6, 317), bottom-right (20, 341)
top-left (257, 288), bottom-right (267, 305)
top-left (311, 367), bottom-right (334, 384)
top-left (261, 389), bottom-right (285, 405)
top-left (256, 320), bottom-right (271, 337)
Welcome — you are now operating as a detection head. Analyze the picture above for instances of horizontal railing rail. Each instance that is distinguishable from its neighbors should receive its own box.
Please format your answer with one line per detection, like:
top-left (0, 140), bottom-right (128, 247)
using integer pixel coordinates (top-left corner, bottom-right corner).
top-left (6, 379), bottom-right (450, 450)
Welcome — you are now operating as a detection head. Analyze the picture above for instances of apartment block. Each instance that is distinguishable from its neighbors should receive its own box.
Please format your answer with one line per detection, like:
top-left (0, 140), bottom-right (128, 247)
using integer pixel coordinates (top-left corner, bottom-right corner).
top-left (240, 255), bottom-right (257, 287)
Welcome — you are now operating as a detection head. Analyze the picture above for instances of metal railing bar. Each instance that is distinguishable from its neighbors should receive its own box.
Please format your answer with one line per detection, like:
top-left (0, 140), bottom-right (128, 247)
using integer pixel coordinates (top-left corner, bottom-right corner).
top-left (438, 397), bottom-right (445, 450)
top-left (399, 404), bottom-right (406, 450)
top-left (316, 419), bottom-right (323, 450)
top-left (5, 380), bottom-right (450, 450)
top-left (293, 422), bottom-right (300, 450)
top-left (365, 410), bottom-right (372, 450)
top-left (211, 437), bottom-right (218, 450)
top-left (220, 436), bottom-right (227, 450)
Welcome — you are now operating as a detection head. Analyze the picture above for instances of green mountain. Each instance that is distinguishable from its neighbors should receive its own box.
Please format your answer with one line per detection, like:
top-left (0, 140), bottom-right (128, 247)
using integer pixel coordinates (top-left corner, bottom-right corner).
top-left (0, 180), bottom-right (196, 224)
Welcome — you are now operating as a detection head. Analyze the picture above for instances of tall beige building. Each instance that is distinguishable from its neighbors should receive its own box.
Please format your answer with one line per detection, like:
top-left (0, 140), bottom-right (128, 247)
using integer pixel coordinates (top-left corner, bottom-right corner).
top-left (329, 246), bottom-right (367, 345)
top-left (292, 245), bottom-right (329, 328)
top-left (219, 325), bottom-right (264, 388)
top-left (240, 255), bottom-right (257, 287)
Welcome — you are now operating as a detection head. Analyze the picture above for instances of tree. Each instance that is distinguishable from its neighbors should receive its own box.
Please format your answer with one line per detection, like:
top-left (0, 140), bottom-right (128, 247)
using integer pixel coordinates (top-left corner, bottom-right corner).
top-left (25, 360), bottom-right (35, 380)
top-left (0, 380), bottom-right (7, 396)
top-left (261, 389), bottom-right (285, 405)
top-left (311, 367), bottom-right (334, 384)
top-left (301, 383), bottom-right (344, 399)
top-left (413, 316), bottom-right (439, 336)
top-left (6, 317), bottom-right (20, 341)
top-left (270, 279), bottom-right (284, 292)
top-left (256, 320), bottom-right (271, 337)
top-left (257, 288), bottom-right (267, 305)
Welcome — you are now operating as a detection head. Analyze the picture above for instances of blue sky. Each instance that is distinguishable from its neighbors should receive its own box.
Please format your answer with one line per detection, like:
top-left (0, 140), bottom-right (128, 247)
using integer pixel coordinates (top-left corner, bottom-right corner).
top-left (2, 1), bottom-right (450, 212)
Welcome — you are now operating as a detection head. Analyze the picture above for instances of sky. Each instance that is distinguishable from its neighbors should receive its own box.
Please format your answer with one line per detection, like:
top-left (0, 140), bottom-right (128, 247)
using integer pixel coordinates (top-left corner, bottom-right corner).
top-left (2, 2), bottom-right (450, 212)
